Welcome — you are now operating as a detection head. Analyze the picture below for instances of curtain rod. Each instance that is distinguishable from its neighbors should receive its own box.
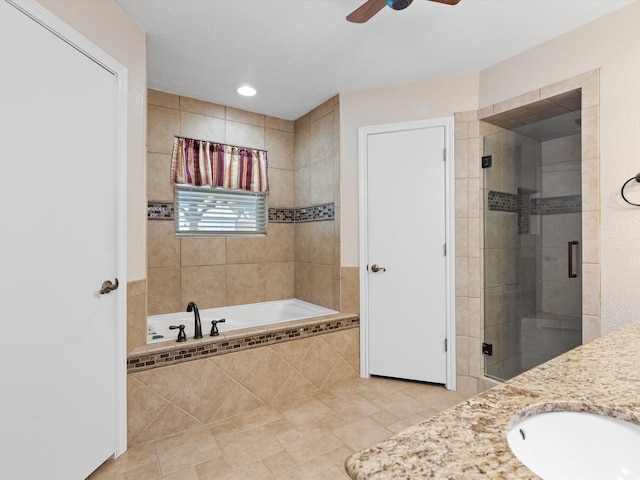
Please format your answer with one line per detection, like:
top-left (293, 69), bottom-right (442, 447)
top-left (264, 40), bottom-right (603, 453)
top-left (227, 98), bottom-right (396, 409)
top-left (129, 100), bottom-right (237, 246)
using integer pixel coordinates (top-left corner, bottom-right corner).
top-left (174, 135), bottom-right (267, 154)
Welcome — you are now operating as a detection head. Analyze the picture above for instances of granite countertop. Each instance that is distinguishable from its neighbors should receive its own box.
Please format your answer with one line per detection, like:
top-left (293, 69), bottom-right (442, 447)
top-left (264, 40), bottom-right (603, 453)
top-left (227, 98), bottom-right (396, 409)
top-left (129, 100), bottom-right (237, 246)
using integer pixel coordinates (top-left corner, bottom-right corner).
top-left (345, 320), bottom-right (640, 479)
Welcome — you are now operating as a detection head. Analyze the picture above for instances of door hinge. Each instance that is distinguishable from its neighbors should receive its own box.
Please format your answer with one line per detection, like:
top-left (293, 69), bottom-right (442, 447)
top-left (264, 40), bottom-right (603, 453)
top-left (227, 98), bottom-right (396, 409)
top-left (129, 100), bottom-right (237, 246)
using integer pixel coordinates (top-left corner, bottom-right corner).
top-left (444, 338), bottom-right (448, 352)
top-left (481, 155), bottom-right (492, 168)
top-left (482, 342), bottom-right (493, 356)
top-left (444, 243), bottom-right (447, 256)
top-left (443, 147), bottom-right (447, 161)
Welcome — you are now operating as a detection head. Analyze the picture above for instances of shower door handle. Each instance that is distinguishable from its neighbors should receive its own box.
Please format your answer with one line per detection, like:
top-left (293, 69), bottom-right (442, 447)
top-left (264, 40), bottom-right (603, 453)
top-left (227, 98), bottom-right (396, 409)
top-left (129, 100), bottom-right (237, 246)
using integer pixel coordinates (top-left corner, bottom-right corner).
top-left (568, 241), bottom-right (579, 278)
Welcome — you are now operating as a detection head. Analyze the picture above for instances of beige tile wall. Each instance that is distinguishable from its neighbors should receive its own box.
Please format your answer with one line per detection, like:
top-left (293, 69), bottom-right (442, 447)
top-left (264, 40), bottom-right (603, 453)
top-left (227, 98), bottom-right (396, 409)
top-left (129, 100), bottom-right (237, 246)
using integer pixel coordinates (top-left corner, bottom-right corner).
top-left (127, 279), bottom-right (147, 353)
top-left (146, 90), bottom-right (296, 319)
top-left (127, 327), bottom-right (359, 446)
top-left (294, 97), bottom-right (341, 311)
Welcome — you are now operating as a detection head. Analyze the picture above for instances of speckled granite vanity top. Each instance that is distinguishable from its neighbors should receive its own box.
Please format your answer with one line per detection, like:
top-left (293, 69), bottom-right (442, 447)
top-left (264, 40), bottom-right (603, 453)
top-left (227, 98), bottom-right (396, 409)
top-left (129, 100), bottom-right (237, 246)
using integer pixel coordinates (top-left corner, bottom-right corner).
top-left (346, 321), bottom-right (640, 479)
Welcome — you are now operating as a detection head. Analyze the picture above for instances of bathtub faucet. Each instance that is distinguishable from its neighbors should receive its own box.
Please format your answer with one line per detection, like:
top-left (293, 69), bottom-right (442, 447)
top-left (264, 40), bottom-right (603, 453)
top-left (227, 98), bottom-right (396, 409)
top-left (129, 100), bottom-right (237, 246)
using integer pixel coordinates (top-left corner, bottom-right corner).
top-left (186, 302), bottom-right (203, 339)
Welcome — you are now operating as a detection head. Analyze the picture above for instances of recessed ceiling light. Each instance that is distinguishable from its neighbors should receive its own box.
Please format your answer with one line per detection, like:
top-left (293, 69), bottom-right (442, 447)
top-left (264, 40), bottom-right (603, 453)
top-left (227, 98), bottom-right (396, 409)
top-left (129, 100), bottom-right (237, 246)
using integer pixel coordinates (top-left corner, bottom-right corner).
top-left (237, 85), bottom-right (256, 97)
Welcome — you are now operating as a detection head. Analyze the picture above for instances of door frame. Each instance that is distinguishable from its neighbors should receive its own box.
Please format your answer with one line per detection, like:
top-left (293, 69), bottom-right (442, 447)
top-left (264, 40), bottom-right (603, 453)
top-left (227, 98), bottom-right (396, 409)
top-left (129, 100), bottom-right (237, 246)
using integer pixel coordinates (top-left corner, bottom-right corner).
top-left (358, 117), bottom-right (456, 390)
top-left (9, 0), bottom-right (129, 456)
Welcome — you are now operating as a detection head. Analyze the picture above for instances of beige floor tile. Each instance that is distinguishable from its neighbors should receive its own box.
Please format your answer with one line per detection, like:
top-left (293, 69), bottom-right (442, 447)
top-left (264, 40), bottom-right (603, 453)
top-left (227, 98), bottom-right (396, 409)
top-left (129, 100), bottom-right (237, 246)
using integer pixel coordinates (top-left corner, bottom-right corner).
top-left (89, 443), bottom-right (158, 478)
top-left (320, 393), bottom-right (381, 419)
top-left (120, 462), bottom-right (162, 480)
top-left (262, 450), bottom-right (299, 476)
top-left (276, 424), bottom-right (344, 464)
top-left (367, 410), bottom-right (400, 427)
top-left (217, 421), bottom-right (288, 469)
top-left (370, 390), bottom-right (431, 419)
top-left (193, 456), bottom-right (231, 479)
top-left (275, 456), bottom-right (350, 480)
top-left (93, 375), bottom-right (471, 480)
top-left (231, 405), bottom-right (285, 431)
top-left (155, 428), bottom-right (223, 476)
top-left (331, 417), bottom-right (393, 452)
top-left (386, 413), bottom-right (430, 435)
top-left (160, 466), bottom-right (200, 480)
top-left (207, 461), bottom-right (275, 480)
top-left (323, 445), bottom-right (356, 472)
top-left (278, 396), bottom-right (335, 426)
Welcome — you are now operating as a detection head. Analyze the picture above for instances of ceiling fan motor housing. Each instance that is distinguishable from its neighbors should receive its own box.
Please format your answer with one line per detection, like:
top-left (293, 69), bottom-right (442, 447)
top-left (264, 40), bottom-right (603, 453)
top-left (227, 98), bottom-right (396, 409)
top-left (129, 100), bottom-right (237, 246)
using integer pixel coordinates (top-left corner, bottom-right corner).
top-left (387, 0), bottom-right (413, 10)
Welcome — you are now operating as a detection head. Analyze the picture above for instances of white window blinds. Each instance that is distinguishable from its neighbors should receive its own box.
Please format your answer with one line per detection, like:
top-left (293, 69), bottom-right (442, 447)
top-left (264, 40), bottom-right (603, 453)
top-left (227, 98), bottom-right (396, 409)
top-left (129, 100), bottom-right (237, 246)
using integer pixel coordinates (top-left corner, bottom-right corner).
top-left (175, 185), bottom-right (267, 236)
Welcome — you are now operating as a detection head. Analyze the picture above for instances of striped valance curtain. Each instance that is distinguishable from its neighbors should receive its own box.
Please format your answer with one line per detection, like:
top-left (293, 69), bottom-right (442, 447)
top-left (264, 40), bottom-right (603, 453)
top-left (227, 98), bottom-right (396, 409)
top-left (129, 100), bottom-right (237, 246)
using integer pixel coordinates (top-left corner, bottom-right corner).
top-left (171, 136), bottom-right (269, 193)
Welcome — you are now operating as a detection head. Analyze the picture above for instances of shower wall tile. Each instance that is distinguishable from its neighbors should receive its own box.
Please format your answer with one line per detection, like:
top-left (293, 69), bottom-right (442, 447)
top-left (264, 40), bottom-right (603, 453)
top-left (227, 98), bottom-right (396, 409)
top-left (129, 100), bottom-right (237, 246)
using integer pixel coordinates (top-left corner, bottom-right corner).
top-left (268, 167), bottom-right (295, 207)
top-left (147, 153), bottom-right (173, 201)
top-left (180, 111), bottom-right (226, 143)
top-left (265, 262), bottom-right (295, 301)
top-left (265, 128), bottom-right (294, 170)
top-left (181, 265), bottom-right (227, 310)
top-left (226, 107), bottom-right (265, 128)
top-left (147, 267), bottom-right (181, 316)
top-left (266, 115), bottom-right (295, 133)
top-left (226, 120), bottom-right (265, 149)
top-left (147, 220), bottom-right (180, 268)
top-left (179, 96), bottom-right (225, 118)
top-left (127, 279), bottom-right (147, 353)
top-left (226, 264), bottom-right (266, 306)
top-left (180, 237), bottom-right (226, 266)
top-left (454, 138), bottom-right (469, 178)
top-left (310, 157), bottom-right (335, 205)
top-left (149, 89), bottom-right (180, 109)
top-left (148, 105), bottom-right (180, 155)
top-left (455, 297), bottom-right (469, 336)
top-left (226, 237), bottom-right (266, 264)
top-left (265, 223), bottom-right (295, 263)
top-left (455, 218), bottom-right (468, 258)
top-left (340, 267), bottom-right (360, 314)
top-left (581, 157), bottom-right (600, 213)
top-left (582, 211), bottom-right (599, 264)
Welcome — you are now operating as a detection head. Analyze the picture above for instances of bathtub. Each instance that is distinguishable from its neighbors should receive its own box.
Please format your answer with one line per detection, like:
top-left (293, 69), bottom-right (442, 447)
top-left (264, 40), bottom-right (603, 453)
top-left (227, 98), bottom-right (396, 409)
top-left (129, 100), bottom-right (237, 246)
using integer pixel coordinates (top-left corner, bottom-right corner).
top-left (147, 298), bottom-right (338, 344)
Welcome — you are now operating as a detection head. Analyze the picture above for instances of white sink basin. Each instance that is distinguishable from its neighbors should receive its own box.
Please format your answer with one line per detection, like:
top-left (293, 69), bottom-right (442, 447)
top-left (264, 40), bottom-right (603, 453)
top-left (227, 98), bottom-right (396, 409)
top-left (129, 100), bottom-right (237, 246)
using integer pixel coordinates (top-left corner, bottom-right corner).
top-left (507, 411), bottom-right (640, 479)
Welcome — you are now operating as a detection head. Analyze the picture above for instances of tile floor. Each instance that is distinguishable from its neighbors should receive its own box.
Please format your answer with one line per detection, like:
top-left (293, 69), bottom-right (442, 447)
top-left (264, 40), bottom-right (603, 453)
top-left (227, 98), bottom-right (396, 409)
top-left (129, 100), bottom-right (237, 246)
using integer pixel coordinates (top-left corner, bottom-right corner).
top-left (90, 376), bottom-right (472, 480)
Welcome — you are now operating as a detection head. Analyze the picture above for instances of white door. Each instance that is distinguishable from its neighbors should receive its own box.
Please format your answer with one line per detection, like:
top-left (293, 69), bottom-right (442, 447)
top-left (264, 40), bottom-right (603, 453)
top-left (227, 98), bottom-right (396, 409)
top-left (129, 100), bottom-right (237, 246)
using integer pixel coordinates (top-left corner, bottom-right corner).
top-left (0, 2), bottom-right (121, 478)
top-left (363, 122), bottom-right (449, 384)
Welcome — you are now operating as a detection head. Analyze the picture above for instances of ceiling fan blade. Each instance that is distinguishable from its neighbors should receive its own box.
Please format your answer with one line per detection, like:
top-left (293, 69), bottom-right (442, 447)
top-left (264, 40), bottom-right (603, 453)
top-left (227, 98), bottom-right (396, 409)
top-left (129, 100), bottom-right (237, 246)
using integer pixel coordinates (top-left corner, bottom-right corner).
top-left (346, 0), bottom-right (388, 23)
top-left (428, 0), bottom-right (461, 5)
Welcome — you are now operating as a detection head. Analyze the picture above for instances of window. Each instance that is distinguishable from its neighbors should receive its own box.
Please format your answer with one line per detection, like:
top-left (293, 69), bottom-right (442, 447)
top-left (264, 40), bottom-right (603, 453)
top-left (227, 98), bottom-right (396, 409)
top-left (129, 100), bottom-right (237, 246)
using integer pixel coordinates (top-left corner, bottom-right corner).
top-left (175, 184), bottom-right (267, 236)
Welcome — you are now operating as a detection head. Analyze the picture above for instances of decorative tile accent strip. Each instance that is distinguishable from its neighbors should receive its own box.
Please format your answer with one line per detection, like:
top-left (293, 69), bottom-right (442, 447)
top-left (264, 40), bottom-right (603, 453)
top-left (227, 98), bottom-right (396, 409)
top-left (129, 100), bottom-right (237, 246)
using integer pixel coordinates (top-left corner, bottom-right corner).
top-left (269, 207), bottom-right (295, 223)
top-left (294, 203), bottom-right (335, 223)
top-left (531, 195), bottom-right (582, 215)
top-left (127, 313), bottom-right (359, 373)
top-left (488, 191), bottom-right (518, 213)
top-left (148, 201), bottom-right (175, 220)
top-left (268, 202), bottom-right (335, 224)
top-left (517, 188), bottom-right (534, 235)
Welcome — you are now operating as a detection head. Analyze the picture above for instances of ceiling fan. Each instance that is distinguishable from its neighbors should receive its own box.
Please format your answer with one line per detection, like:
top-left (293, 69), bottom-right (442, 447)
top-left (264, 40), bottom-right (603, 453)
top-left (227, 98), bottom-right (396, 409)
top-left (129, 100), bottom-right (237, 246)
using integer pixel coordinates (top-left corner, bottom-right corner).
top-left (347, 0), bottom-right (460, 23)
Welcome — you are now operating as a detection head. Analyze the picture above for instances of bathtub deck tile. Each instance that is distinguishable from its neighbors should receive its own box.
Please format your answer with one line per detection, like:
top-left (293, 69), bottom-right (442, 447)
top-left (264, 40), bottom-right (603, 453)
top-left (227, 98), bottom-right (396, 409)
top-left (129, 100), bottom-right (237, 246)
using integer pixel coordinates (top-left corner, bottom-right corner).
top-left (127, 313), bottom-right (359, 373)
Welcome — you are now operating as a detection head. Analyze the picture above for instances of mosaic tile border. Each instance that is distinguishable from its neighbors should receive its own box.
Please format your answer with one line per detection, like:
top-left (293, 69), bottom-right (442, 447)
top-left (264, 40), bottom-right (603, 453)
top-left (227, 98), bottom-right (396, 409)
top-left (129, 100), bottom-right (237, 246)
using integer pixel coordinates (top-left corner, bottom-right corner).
top-left (269, 202), bottom-right (335, 223)
top-left (148, 201), bottom-right (335, 223)
top-left (147, 201), bottom-right (175, 220)
top-left (127, 314), bottom-right (359, 373)
top-left (530, 195), bottom-right (582, 215)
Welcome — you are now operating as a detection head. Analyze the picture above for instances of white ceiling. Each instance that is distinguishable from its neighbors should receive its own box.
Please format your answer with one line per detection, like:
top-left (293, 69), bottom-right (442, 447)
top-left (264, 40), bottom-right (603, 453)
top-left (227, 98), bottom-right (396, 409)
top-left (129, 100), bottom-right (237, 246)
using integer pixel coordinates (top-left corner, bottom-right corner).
top-left (117, 0), bottom-right (634, 121)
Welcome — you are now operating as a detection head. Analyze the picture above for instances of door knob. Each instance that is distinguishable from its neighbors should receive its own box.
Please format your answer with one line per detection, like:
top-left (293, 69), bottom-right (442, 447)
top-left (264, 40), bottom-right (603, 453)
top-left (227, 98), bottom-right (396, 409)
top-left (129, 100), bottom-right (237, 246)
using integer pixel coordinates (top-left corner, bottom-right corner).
top-left (370, 264), bottom-right (386, 273)
top-left (99, 278), bottom-right (119, 295)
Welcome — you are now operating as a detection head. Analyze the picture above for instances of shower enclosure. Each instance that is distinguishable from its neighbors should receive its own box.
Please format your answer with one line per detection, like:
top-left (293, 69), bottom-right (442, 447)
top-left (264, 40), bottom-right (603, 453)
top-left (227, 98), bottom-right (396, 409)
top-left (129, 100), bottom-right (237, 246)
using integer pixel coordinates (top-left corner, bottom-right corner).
top-left (482, 92), bottom-right (583, 381)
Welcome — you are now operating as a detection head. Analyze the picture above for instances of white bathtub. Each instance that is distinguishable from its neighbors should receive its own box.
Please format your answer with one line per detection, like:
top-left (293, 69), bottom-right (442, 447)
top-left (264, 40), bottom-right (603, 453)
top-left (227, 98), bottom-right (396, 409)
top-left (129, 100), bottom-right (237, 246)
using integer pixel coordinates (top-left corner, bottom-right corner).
top-left (147, 298), bottom-right (338, 344)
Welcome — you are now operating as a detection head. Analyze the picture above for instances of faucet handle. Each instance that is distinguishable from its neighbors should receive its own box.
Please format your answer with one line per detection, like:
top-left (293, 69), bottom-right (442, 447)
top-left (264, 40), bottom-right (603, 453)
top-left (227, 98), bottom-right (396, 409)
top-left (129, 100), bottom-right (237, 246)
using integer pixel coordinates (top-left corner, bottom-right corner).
top-left (210, 318), bottom-right (226, 337)
top-left (169, 324), bottom-right (187, 342)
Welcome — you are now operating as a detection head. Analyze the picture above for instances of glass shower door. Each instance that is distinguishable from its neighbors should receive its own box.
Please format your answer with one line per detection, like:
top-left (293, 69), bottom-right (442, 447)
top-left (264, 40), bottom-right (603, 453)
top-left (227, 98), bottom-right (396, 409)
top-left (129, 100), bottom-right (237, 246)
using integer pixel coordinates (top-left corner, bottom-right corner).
top-left (483, 120), bottom-right (582, 381)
